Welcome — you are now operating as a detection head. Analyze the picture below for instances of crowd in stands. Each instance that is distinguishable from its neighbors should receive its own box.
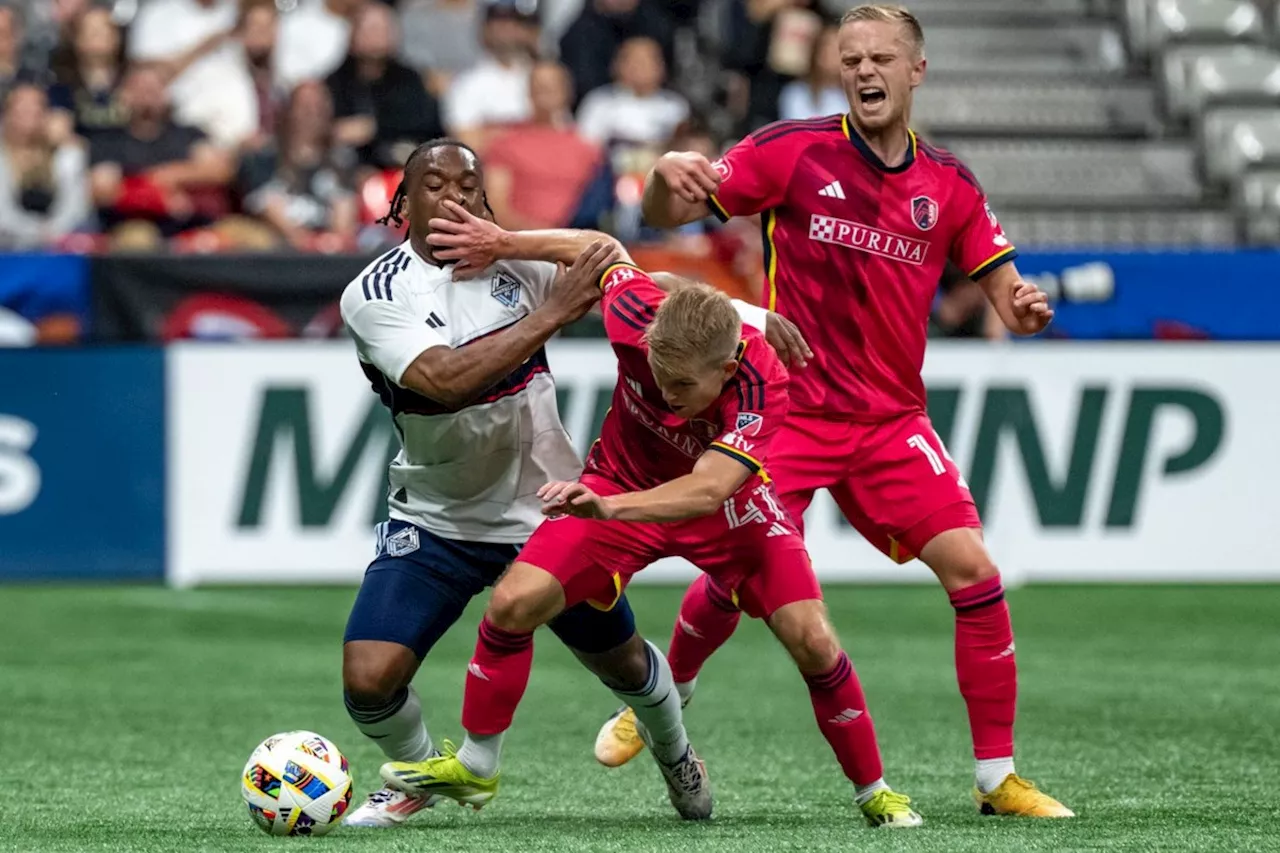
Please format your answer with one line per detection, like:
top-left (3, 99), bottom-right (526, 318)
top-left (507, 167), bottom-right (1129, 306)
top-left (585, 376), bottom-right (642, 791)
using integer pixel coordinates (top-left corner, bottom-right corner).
top-left (0, 0), bottom-right (996, 335)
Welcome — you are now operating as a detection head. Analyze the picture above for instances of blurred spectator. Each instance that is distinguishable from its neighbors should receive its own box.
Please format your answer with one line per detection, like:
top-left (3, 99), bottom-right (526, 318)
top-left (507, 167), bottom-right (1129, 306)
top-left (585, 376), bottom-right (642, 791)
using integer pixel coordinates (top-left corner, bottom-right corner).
top-left (327, 2), bottom-right (442, 169)
top-left (930, 262), bottom-right (1005, 340)
top-left (127, 0), bottom-right (258, 147)
top-left (558, 0), bottom-right (673, 106)
top-left (443, 2), bottom-right (539, 151)
top-left (576, 36), bottom-right (687, 147)
top-left (777, 22), bottom-right (843, 121)
top-left (0, 5), bottom-right (38, 104)
top-left (484, 59), bottom-right (600, 230)
top-left (89, 64), bottom-right (236, 241)
top-left (399, 0), bottom-right (482, 94)
top-left (723, 0), bottom-right (826, 134)
top-left (47, 5), bottom-right (127, 145)
top-left (0, 83), bottom-right (88, 248)
top-left (242, 80), bottom-right (356, 250)
top-left (276, 0), bottom-right (365, 90)
top-left (238, 0), bottom-right (286, 155)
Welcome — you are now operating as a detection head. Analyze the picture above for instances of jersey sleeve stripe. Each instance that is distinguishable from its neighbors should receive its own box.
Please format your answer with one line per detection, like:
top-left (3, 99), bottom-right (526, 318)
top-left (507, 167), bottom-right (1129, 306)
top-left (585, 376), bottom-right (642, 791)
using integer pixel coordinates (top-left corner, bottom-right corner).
top-left (708, 442), bottom-right (763, 474)
top-left (608, 303), bottom-right (648, 332)
top-left (361, 250), bottom-right (407, 302)
top-left (617, 289), bottom-right (656, 322)
top-left (738, 359), bottom-right (766, 409)
top-left (967, 246), bottom-right (1018, 280)
top-left (598, 261), bottom-right (641, 289)
top-left (751, 116), bottom-right (843, 147)
top-left (707, 194), bottom-right (731, 223)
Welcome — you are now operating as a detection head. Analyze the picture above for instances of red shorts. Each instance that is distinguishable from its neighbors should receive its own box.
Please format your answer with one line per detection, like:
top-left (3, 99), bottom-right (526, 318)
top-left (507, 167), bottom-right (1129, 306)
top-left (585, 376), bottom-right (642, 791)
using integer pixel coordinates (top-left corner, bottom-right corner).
top-left (771, 411), bottom-right (982, 563)
top-left (517, 474), bottom-right (820, 619)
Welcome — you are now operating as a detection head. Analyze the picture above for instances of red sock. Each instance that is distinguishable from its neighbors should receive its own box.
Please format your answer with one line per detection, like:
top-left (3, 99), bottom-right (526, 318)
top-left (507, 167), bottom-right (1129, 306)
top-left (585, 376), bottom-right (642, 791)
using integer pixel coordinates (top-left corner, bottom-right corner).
top-left (804, 652), bottom-right (884, 786)
top-left (950, 575), bottom-right (1017, 760)
top-left (460, 617), bottom-right (534, 736)
top-left (666, 574), bottom-right (742, 684)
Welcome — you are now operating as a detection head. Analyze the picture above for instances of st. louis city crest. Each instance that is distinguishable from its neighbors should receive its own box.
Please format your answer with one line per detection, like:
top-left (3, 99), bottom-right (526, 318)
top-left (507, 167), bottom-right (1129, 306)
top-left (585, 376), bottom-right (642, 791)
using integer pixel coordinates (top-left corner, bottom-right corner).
top-left (911, 195), bottom-right (939, 231)
top-left (491, 272), bottom-right (521, 308)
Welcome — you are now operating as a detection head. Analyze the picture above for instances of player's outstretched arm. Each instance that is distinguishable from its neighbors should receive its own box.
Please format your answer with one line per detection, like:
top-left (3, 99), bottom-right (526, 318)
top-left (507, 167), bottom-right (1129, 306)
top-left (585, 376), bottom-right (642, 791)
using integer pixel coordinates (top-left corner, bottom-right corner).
top-left (976, 262), bottom-right (1054, 337)
top-left (641, 152), bottom-right (723, 229)
top-left (541, 452), bottom-right (752, 523)
top-left (428, 200), bottom-right (630, 277)
top-left (399, 241), bottom-right (619, 407)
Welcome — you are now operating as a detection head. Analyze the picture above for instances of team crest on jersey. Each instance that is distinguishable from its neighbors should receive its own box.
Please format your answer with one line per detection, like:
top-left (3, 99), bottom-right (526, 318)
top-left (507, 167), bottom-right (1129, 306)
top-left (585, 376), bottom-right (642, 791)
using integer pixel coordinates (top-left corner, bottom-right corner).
top-left (910, 196), bottom-right (939, 231)
top-left (735, 412), bottom-right (763, 436)
top-left (384, 525), bottom-right (420, 557)
top-left (490, 272), bottom-right (521, 308)
top-left (690, 418), bottom-right (719, 440)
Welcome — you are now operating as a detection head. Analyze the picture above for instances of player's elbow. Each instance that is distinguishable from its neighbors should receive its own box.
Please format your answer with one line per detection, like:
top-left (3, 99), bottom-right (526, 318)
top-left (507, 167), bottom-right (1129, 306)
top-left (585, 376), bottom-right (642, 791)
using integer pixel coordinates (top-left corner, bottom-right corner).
top-left (687, 478), bottom-right (737, 517)
top-left (400, 355), bottom-right (470, 409)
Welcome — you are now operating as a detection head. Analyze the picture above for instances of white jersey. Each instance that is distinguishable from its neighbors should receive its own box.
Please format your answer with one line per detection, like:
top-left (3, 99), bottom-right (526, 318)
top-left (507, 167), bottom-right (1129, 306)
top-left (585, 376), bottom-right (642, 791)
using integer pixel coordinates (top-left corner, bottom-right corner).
top-left (340, 242), bottom-right (581, 544)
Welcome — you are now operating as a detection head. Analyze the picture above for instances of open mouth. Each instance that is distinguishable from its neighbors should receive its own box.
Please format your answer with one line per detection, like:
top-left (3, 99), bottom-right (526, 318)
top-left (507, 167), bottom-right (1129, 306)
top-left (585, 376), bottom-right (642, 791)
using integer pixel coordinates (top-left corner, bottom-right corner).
top-left (858, 87), bottom-right (886, 107)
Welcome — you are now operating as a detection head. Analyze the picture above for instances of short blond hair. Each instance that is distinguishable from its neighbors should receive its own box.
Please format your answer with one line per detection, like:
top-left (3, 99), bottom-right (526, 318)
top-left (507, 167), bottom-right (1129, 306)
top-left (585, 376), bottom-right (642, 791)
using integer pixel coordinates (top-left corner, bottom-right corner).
top-left (840, 4), bottom-right (925, 56)
top-left (645, 283), bottom-right (741, 379)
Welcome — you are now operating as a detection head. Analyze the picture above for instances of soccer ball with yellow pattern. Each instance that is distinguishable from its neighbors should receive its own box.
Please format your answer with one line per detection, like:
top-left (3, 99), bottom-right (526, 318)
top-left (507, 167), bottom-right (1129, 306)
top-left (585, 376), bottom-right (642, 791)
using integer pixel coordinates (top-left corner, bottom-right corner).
top-left (241, 731), bottom-right (354, 836)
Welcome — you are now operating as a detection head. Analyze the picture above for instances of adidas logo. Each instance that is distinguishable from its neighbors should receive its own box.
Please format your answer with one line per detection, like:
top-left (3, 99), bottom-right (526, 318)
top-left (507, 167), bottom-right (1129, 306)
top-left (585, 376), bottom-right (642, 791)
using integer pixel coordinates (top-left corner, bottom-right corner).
top-left (827, 708), bottom-right (863, 724)
top-left (677, 617), bottom-right (704, 639)
top-left (766, 523), bottom-right (790, 537)
top-left (991, 642), bottom-right (1016, 661)
top-left (818, 180), bottom-right (846, 200)
top-left (467, 662), bottom-right (489, 681)
top-left (426, 312), bottom-right (446, 329)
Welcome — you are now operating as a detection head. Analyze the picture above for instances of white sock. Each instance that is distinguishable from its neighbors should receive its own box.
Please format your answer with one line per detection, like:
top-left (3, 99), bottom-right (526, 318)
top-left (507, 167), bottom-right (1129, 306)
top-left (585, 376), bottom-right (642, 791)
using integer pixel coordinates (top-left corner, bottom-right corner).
top-left (975, 757), bottom-right (1016, 794)
top-left (854, 778), bottom-right (890, 805)
top-left (614, 641), bottom-right (689, 765)
top-left (456, 732), bottom-right (504, 779)
top-left (675, 677), bottom-right (697, 708)
top-left (344, 686), bottom-right (434, 762)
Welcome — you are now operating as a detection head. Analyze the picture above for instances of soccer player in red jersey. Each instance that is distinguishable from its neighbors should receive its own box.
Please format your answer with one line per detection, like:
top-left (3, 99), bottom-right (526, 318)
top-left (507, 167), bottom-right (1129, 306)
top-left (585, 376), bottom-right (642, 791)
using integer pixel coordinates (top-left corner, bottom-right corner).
top-left (596, 3), bottom-right (1073, 818)
top-left (381, 232), bottom-right (923, 828)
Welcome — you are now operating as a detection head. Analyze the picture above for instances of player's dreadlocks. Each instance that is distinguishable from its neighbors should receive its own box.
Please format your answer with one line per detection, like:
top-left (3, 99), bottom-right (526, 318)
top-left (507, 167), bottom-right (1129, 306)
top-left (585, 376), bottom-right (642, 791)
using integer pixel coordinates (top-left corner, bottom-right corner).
top-left (377, 137), bottom-right (495, 227)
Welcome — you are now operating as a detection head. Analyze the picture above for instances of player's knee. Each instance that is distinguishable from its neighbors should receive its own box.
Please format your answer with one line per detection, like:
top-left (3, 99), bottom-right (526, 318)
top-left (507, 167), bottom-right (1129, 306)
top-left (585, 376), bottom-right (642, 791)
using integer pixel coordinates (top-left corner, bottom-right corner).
top-left (342, 651), bottom-right (409, 706)
top-left (770, 602), bottom-right (841, 675)
top-left (938, 556), bottom-right (1000, 592)
top-left (787, 623), bottom-right (841, 675)
top-left (487, 573), bottom-right (562, 633)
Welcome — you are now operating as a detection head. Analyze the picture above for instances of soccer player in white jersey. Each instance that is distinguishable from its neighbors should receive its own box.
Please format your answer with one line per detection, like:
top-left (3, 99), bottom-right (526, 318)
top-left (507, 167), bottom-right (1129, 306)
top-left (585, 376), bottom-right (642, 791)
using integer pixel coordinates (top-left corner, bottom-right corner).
top-left (338, 139), bottom-right (710, 827)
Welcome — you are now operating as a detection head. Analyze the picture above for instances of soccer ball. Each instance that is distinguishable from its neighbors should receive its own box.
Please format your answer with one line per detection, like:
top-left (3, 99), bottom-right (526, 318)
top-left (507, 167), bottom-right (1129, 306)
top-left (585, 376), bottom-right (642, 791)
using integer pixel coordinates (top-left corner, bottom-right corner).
top-left (241, 731), bottom-right (354, 836)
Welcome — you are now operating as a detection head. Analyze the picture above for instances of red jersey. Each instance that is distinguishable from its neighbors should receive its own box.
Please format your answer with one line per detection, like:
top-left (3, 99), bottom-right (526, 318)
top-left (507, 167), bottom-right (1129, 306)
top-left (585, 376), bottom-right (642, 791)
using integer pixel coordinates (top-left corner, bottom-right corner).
top-left (708, 114), bottom-right (1016, 421)
top-left (585, 262), bottom-right (791, 493)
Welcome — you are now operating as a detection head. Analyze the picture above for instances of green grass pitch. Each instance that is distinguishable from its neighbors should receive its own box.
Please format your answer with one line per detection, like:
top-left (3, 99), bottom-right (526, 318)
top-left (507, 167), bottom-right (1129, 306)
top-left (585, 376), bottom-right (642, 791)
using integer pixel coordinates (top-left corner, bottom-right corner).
top-left (3, 584), bottom-right (1278, 852)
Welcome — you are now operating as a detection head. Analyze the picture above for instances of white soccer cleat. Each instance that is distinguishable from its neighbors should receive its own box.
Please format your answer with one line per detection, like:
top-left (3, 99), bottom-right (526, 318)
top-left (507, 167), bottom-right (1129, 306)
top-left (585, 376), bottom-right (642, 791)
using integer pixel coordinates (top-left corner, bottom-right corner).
top-left (343, 785), bottom-right (440, 828)
top-left (652, 745), bottom-right (713, 821)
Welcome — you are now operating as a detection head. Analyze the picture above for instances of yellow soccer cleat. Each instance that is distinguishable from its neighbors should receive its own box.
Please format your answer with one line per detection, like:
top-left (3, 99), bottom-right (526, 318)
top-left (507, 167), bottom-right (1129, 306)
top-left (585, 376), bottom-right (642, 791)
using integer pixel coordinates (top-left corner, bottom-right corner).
top-left (974, 774), bottom-right (1075, 818)
top-left (595, 706), bottom-right (646, 768)
top-left (380, 740), bottom-right (499, 811)
top-left (859, 789), bottom-right (923, 828)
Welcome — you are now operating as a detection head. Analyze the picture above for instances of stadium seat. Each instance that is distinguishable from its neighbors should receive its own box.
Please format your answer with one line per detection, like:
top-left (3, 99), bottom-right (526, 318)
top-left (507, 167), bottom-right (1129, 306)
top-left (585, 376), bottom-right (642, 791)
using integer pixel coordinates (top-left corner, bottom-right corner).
top-left (922, 23), bottom-right (1127, 74)
top-left (1236, 168), bottom-right (1280, 243)
top-left (995, 206), bottom-right (1238, 246)
top-left (940, 140), bottom-right (1203, 204)
top-left (1148, 0), bottom-right (1265, 50)
top-left (1178, 47), bottom-right (1280, 119)
top-left (1199, 108), bottom-right (1280, 185)
top-left (913, 79), bottom-right (1156, 136)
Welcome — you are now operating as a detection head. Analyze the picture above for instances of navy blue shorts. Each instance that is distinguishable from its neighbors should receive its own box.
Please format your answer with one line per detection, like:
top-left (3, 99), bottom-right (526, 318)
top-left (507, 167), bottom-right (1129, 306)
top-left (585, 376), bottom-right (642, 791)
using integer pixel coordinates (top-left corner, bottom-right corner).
top-left (344, 520), bottom-right (636, 659)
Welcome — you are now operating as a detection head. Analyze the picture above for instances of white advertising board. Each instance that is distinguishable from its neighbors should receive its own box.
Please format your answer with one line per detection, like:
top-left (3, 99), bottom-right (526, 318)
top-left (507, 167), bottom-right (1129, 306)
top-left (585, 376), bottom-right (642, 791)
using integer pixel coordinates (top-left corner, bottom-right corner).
top-left (169, 341), bottom-right (1280, 586)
